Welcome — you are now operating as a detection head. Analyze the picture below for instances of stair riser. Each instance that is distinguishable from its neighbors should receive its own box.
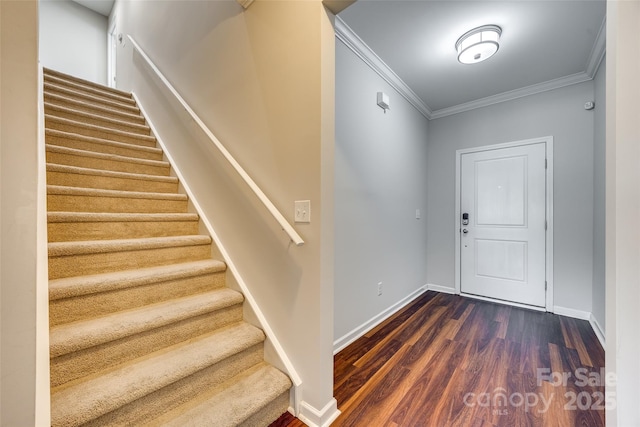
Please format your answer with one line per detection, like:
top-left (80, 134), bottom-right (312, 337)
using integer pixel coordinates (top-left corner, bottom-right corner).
top-left (45, 84), bottom-right (136, 111)
top-left (47, 171), bottom-right (178, 194)
top-left (78, 345), bottom-right (264, 427)
top-left (45, 106), bottom-right (150, 136)
top-left (45, 94), bottom-right (143, 123)
top-left (51, 305), bottom-right (244, 388)
top-left (45, 119), bottom-right (155, 147)
top-left (48, 219), bottom-right (199, 243)
top-left (44, 74), bottom-right (135, 103)
top-left (46, 134), bottom-right (163, 160)
top-left (48, 243), bottom-right (211, 279)
top-left (47, 194), bottom-right (187, 214)
top-left (50, 271), bottom-right (226, 326)
top-left (242, 391), bottom-right (291, 427)
top-left (46, 150), bottom-right (171, 176)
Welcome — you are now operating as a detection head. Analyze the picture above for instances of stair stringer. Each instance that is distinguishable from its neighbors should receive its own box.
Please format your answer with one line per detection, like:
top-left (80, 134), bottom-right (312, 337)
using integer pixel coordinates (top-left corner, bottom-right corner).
top-left (37, 64), bottom-right (53, 427)
top-left (133, 93), bottom-right (303, 415)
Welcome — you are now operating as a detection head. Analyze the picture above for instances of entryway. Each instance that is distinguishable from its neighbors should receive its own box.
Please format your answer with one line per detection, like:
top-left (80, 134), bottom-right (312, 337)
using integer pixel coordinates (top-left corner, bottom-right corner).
top-left (455, 137), bottom-right (553, 310)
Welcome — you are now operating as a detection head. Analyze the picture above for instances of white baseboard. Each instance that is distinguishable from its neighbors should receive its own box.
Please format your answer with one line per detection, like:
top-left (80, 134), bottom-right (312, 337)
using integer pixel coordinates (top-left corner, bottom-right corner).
top-left (589, 314), bottom-right (606, 348)
top-left (333, 286), bottom-right (428, 354)
top-left (298, 398), bottom-right (340, 427)
top-left (553, 305), bottom-right (591, 320)
top-left (426, 283), bottom-right (456, 294)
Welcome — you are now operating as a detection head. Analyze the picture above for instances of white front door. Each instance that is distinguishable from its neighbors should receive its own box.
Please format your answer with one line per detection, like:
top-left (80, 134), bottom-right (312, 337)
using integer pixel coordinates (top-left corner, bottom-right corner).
top-left (460, 142), bottom-right (547, 307)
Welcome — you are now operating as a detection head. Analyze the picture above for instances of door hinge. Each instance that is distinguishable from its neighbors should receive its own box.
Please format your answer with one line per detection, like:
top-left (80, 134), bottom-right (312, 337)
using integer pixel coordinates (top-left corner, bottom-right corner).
top-left (545, 158), bottom-right (548, 169)
top-left (545, 220), bottom-right (548, 230)
top-left (545, 281), bottom-right (548, 291)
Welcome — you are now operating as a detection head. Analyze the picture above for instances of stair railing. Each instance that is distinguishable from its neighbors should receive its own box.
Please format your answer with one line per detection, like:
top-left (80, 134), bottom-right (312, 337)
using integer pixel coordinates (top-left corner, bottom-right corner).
top-left (128, 35), bottom-right (304, 246)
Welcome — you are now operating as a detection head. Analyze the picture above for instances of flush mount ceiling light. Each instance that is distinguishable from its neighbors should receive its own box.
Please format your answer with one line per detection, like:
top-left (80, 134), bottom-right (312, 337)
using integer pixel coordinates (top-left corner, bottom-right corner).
top-left (456, 25), bottom-right (502, 64)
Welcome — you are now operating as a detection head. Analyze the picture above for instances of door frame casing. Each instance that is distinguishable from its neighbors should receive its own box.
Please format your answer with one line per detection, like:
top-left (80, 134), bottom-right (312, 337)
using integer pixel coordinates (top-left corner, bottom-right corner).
top-left (454, 136), bottom-right (554, 312)
top-left (107, 17), bottom-right (117, 88)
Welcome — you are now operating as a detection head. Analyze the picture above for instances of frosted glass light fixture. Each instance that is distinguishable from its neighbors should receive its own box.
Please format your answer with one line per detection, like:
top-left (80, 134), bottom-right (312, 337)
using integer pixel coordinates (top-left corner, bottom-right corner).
top-left (456, 25), bottom-right (502, 64)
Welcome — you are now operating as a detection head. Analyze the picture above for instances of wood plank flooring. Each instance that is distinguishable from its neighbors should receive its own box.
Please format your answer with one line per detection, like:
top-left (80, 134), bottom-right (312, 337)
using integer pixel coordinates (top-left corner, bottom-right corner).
top-left (271, 291), bottom-right (605, 427)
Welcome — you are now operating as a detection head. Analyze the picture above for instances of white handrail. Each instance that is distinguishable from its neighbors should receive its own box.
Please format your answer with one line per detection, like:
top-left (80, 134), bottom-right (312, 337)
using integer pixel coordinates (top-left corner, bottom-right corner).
top-left (128, 35), bottom-right (304, 246)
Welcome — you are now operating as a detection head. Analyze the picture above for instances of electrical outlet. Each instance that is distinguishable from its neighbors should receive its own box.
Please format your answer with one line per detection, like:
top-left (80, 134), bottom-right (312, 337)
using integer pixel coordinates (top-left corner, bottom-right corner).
top-left (377, 282), bottom-right (383, 296)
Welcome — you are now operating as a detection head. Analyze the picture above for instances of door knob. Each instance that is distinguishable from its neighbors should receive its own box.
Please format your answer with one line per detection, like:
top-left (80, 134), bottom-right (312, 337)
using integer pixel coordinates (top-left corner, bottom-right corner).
top-left (462, 229), bottom-right (469, 234)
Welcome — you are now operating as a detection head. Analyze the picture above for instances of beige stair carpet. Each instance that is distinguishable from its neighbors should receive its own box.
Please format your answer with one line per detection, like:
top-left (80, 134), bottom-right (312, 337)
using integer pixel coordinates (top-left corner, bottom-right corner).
top-left (44, 68), bottom-right (291, 427)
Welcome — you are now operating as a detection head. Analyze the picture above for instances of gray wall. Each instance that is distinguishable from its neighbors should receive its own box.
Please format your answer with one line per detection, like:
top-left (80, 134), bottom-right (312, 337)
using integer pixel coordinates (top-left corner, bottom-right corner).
top-left (427, 82), bottom-right (596, 313)
top-left (592, 60), bottom-right (606, 332)
top-left (39, 0), bottom-right (107, 84)
top-left (334, 40), bottom-right (429, 345)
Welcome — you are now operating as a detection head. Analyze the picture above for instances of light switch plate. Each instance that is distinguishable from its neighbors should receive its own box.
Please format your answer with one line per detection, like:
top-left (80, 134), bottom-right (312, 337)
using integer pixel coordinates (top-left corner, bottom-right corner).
top-left (294, 200), bottom-right (311, 223)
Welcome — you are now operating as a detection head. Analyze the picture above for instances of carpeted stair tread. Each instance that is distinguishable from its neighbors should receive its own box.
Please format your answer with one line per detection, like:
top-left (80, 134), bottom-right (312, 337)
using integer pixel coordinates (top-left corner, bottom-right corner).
top-left (46, 128), bottom-right (163, 158)
top-left (47, 163), bottom-right (178, 193)
top-left (44, 82), bottom-right (138, 111)
top-left (48, 235), bottom-right (211, 257)
top-left (150, 363), bottom-right (292, 427)
top-left (46, 144), bottom-right (171, 175)
top-left (48, 211), bottom-right (199, 225)
top-left (46, 173), bottom-right (177, 195)
top-left (47, 188), bottom-right (188, 215)
top-left (47, 164), bottom-right (177, 185)
top-left (47, 185), bottom-right (186, 201)
top-left (50, 322), bottom-right (266, 427)
top-left (50, 288), bottom-right (244, 358)
top-left (45, 114), bottom-right (155, 146)
top-left (45, 102), bottom-right (151, 135)
top-left (49, 259), bottom-right (223, 301)
top-left (45, 91), bottom-right (143, 121)
top-left (44, 74), bottom-right (136, 105)
top-left (46, 114), bottom-right (154, 143)
top-left (48, 236), bottom-right (212, 279)
top-left (44, 68), bottom-right (133, 99)
top-left (47, 212), bottom-right (200, 242)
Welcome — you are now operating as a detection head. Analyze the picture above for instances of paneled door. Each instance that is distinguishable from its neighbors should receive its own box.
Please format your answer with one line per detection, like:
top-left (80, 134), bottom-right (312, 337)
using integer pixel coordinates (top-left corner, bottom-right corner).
top-left (460, 142), bottom-right (547, 307)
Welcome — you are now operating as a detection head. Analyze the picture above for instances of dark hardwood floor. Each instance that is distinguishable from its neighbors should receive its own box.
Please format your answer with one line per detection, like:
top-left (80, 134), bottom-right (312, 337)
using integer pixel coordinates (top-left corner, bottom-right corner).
top-left (271, 291), bottom-right (605, 427)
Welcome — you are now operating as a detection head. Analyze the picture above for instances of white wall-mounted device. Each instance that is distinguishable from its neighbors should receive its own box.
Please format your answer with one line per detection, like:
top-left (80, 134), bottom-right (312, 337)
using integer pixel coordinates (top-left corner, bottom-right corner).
top-left (377, 92), bottom-right (390, 112)
top-left (294, 200), bottom-right (311, 223)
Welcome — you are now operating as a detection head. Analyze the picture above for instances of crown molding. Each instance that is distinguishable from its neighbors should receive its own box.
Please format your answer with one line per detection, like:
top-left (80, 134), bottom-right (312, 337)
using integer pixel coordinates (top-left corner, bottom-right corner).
top-left (430, 72), bottom-right (592, 119)
top-left (336, 14), bottom-right (606, 121)
top-left (335, 16), bottom-right (433, 119)
top-left (586, 16), bottom-right (607, 78)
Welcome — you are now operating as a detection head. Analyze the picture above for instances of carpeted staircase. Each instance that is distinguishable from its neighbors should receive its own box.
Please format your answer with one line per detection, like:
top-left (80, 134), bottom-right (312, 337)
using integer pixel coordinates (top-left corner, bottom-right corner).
top-left (44, 68), bottom-right (292, 427)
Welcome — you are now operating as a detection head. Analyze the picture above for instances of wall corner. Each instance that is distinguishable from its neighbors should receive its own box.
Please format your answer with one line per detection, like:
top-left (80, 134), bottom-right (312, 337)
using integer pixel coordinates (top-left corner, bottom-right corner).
top-left (236, 0), bottom-right (254, 9)
top-left (298, 398), bottom-right (341, 427)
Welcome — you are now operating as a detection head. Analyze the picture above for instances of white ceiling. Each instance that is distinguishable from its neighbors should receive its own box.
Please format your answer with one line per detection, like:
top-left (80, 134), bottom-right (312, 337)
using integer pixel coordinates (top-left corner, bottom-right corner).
top-left (72, 0), bottom-right (114, 17)
top-left (338, 0), bottom-right (606, 118)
